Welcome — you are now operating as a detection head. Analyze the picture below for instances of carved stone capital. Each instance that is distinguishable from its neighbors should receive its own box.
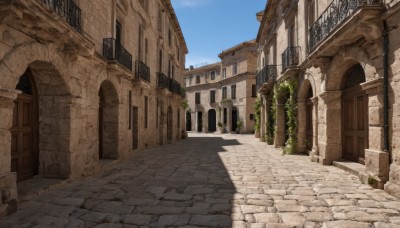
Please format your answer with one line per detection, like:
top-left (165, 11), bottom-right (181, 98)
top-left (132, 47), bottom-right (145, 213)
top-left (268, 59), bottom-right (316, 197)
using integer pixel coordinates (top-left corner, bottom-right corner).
top-left (320, 91), bottom-right (342, 103)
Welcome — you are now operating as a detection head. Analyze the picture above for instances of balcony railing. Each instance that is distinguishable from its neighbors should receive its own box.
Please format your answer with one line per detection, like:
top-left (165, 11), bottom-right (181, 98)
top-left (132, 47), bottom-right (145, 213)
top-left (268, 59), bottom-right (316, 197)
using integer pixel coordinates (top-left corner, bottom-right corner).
top-left (135, 60), bottom-right (150, 82)
top-left (157, 73), bottom-right (169, 89)
top-left (282, 47), bottom-right (299, 72)
top-left (41, 0), bottom-right (82, 32)
top-left (103, 38), bottom-right (133, 71)
top-left (169, 79), bottom-right (181, 95)
top-left (309, 0), bottom-right (382, 51)
top-left (256, 65), bottom-right (277, 91)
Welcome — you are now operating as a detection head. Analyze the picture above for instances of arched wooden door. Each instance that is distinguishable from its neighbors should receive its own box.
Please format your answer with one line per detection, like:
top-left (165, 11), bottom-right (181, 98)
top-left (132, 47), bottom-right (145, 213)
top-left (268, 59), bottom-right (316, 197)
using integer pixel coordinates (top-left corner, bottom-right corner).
top-left (208, 109), bottom-right (216, 132)
top-left (306, 87), bottom-right (313, 151)
top-left (11, 69), bottom-right (39, 182)
top-left (342, 64), bottom-right (368, 164)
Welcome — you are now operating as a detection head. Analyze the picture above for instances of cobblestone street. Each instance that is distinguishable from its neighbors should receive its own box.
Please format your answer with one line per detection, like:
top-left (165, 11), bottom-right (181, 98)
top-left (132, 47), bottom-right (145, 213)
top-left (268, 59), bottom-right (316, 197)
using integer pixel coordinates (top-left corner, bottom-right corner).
top-left (2, 133), bottom-right (400, 227)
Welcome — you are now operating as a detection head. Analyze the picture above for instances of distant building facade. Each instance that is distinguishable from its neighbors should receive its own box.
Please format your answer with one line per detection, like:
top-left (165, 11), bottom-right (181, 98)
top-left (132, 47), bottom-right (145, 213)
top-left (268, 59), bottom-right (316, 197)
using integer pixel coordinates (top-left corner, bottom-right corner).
top-left (256, 0), bottom-right (400, 195)
top-left (0, 0), bottom-right (187, 216)
top-left (185, 41), bottom-right (258, 134)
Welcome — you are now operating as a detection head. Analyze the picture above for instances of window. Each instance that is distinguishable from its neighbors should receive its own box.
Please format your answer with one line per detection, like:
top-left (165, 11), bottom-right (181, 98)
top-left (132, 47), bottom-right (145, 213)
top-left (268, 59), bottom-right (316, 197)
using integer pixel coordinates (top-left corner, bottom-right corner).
top-left (158, 49), bottom-right (163, 73)
top-left (116, 21), bottom-right (122, 45)
top-left (222, 87), bottom-right (227, 99)
top-left (250, 114), bottom-right (254, 120)
top-left (210, 90), bottom-right (216, 103)
top-left (168, 58), bottom-right (171, 77)
top-left (222, 68), bottom-right (226, 79)
top-left (195, 92), bottom-right (201, 104)
top-left (144, 38), bottom-right (148, 64)
top-left (138, 25), bottom-right (143, 61)
top-left (231, 84), bottom-right (236, 100)
top-left (168, 29), bottom-right (172, 46)
top-left (252, 84), bottom-right (257, 97)
top-left (196, 75), bottom-right (200, 84)
top-left (288, 24), bottom-right (295, 47)
top-left (308, 0), bottom-right (316, 28)
top-left (223, 108), bottom-right (227, 124)
top-left (210, 71), bottom-right (216, 80)
top-left (128, 91), bottom-right (132, 129)
top-left (144, 96), bottom-right (148, 129)
top-left (232, 63), bottom-right (238, 75)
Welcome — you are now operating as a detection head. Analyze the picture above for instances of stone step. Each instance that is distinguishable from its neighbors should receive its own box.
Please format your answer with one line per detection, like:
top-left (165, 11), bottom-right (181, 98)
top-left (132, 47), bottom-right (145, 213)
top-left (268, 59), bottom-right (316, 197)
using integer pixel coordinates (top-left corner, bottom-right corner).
top-left (333, 161), bottom-right (365, 176)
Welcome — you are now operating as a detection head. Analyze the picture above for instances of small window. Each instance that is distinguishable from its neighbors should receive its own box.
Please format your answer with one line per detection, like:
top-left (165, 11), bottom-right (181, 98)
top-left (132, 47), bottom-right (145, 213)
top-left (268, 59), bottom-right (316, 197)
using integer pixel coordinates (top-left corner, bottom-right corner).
top-left (210, 90), bottom-right (216, 103)
top-left (222, 87), bottom-right (227, 99)
top-left (232, 63), bottom-right (238, 75)
top-left (195, 92), bottom-right (201, 104)
top-left (250, 114), bottom-right (254, 120)
top-left (252, 84), bottom-right (257, 97)
top-left (222, 68), bottom-right (226, 79)
top-left (210, 71), bottom-right (216, 80)
top-left (231, 84), bottom-right (236, 100)
top-left (196, 75), bottom-right (200, 84)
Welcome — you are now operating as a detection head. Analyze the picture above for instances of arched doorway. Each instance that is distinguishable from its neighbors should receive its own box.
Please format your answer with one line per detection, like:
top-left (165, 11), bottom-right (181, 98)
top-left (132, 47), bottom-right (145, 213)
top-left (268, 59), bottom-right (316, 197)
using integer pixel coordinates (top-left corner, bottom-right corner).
top-left (197, 111), bottom-right (203, 132)
top-left (208, 109), bottom-right (217, 132)
top-left (186, 111), bottom-right (192, 131)
top-left (305, 87), bottom-right (313, 151)
top-left (167, 106), bottom-right (173, 142)
top-left (11, 69), bottom-right (39, 182)
top-left (98, 81), bottom-right (119, 160)
top-left (342, 64), bottom-right (368, 164)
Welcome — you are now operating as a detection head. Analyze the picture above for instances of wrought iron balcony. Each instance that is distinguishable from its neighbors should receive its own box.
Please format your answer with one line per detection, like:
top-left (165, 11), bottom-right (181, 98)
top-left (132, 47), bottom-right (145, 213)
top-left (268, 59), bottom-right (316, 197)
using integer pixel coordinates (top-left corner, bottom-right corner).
top-left (282, 47), bottom-right (299, 72)
top-left (309, 0), bottom-right (382, 51)
top-left (135, 60), bottom-right (150, 83)
top-left (169, 79), bottom-right (181, 95)
top-left (157, 73), bottom-right (170, 90)
top-left (41, 0), bottom-right (82, 32)
top-left (103, 38), bottom-right (133, 71)
top-left (256, 65), bottom-right (277, 91)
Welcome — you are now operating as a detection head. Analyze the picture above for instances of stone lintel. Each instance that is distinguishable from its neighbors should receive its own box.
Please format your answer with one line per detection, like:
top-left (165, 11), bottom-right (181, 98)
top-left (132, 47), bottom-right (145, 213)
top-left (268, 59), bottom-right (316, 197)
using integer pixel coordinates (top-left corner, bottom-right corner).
top-left (0, 88), bottom-right (21, 101)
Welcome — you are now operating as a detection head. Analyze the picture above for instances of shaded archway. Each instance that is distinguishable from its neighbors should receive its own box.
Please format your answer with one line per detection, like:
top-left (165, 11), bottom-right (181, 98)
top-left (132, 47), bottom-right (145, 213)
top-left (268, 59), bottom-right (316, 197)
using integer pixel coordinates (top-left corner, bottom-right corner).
top-left (297, 78), bottom-right (316, 154)
top-left (186, 111), bottom-right (192, 131)
top-left (231, 107), bottom-right (238, 132)
top-left (208, 109), bottom-right (217, 132)
top-left (167, 106), bottom-right (173, 142)
top-left (11, 61), bottom-right (72, 180)
top-left (98, 81), bottom-right (119, 159)
top-left (341, 64), bottom-right (368, 164)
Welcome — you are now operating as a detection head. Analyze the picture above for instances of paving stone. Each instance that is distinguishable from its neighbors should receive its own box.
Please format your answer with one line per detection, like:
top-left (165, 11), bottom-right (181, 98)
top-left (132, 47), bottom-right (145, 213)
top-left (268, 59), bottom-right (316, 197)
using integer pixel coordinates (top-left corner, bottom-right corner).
top-left (124, 214), bottom-right (153, 225)
top-left (253, 213), bottom-right (280, 223)
top-left (303, 212), bottom-right (334, 222)
top-left (280, 213), bottom-right (306, 227)
top-left (322, 220), bottom-right (373, 228)
top-left (157, 214), bottom-right (190, 226)
top-left (189, 215), bottom-right (231, 227)
top-left (275, 204), bottom-right (302, 212)
top-left (241, 205), bottom-right (267, 214)
top-left (135, 206), bottom-right (184, 215)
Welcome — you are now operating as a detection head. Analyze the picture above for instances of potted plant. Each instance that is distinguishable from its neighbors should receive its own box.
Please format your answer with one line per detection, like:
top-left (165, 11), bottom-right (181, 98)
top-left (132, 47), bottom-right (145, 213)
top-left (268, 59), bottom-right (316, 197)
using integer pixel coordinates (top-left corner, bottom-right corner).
top-left (236, 120), bottom-right (242, 134)
top-left (218, 122), bottom-right (225, 134)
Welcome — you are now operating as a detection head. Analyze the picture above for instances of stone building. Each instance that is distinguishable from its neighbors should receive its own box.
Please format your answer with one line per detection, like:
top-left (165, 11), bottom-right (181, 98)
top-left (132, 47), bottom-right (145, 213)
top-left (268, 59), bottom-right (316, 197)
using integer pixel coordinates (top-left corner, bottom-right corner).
top-left (0, 0), bottom-right (187, 216)
top-left (256, 0), bottom-right (400, 195)
top-left (185, 41), bottom-right (258, 134)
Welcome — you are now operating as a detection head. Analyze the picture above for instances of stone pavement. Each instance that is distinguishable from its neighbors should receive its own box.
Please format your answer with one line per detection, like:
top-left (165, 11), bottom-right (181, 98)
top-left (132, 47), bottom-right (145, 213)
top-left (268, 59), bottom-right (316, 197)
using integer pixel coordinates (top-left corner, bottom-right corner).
top-left (1, 133), bottom-right (400, 228)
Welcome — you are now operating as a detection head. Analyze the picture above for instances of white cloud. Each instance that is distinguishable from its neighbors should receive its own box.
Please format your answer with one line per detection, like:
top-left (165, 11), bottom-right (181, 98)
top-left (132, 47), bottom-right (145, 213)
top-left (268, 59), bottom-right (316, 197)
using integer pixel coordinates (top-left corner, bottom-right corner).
top-left (172, 0), bottom-right (212, 8)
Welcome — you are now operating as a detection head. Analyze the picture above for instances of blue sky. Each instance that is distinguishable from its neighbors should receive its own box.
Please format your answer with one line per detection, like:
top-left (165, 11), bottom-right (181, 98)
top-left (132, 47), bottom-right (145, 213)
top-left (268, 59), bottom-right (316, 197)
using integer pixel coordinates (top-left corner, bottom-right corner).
top-left (171, 0), bottom-right (266, 67)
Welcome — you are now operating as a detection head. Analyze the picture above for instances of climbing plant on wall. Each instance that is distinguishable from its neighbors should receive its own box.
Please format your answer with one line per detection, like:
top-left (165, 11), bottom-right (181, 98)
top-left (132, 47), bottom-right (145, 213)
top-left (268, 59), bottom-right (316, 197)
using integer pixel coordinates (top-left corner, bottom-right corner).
top-left (274, 79), bottom-right (298, 154)
top-left (254, 97), bottom-right (261, 133)
top-left (265, 92), bottom-right (275, 145)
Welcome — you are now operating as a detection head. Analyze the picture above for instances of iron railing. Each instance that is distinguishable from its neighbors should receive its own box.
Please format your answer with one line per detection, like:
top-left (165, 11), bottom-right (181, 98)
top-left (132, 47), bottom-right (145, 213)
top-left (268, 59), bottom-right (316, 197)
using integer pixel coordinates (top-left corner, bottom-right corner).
top-left (41, 0), bottom-right (81, 32)
top-left (135, 60), bottom-right (150, 82)
top-left (169, 79), bottom-right (181, 95)
top-left (282, 46), bottom-right (299, 72)
top-left (309, 0), bottom-right (382, 51)
top-left (157, 73), bottom-right (169, 89)
top-left (103, 38), bottom-right (132, 71)
top-left (256, 65), bottom-right (277, 91)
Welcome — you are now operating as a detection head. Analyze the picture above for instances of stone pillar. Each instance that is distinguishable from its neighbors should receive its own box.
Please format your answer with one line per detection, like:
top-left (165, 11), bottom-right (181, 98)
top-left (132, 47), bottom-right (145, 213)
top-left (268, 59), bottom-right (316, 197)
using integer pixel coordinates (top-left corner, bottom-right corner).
top-left (319, 91), bottom-right (342, 165)
top-left (194, 111), bottom-right (198, 132)
top-left (204, 111), bottom-right (209, 133)
top-left (359, 79), bottom-right (389, 189)
top-left (0, 89), bottom-right (19, 217)
top-left (260, 95), bottom-right (266, 142)
top-left (310, 97), bottom-right (320, 162)
top-left (275, 102), bottom-right (285, 147)
top-left (297, 101), bottom-right (307, 153)
top-left (227, 106), bottom-right (232, 132)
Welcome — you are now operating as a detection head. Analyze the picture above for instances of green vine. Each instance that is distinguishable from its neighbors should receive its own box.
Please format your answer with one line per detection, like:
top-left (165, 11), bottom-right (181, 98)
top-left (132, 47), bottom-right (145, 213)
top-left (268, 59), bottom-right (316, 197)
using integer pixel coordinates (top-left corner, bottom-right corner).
top-left (254, 97), bottom-right (261, 132)
top-left (265, 92), bottom-right (275, 145)
top-left (274, 79), bottom-right (298, 154)
top-left (181, 99), bottom-right (189, 110)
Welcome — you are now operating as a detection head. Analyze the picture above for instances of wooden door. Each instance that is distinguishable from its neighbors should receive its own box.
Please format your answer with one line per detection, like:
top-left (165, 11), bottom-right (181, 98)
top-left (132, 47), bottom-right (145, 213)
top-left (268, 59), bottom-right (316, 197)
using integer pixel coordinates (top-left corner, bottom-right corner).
top-left (208, 110), bottom-right (216, 132)
top-left (132, 107), bottom-right (139, 150)
top-left (342, 89), bottom-right (368, 164)
top-left (197, 112), bottom-right (202, 133)
top-left (11, 71), bottom-right (38, 182)
top-left (99, 89), bottom-right (104, 159)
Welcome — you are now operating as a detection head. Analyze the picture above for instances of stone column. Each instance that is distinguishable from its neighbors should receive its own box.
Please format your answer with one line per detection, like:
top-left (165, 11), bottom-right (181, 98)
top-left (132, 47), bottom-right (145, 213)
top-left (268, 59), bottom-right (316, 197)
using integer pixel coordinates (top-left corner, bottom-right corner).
top-left (194, 111), bottom-right (198, 132)
top-left (274, 102), bottom-right (285, 147)
top-left (227, 106), bottom-right (232, 132)
top-left (310, 97), bottom-right (320, 162)
top-left (0, 89), bottom-right (19, 217)
top-left (359, 79), bottom-right (389, 189)
top-left (319, 91), bottom-right (342, 165)
top-left (297, 101), bottom-right (307, 153)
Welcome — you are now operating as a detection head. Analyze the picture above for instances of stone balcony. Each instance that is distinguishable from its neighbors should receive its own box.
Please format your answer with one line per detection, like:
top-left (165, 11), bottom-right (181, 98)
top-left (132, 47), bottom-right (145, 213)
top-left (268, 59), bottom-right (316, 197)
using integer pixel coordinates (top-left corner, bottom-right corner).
top-left (0, 0), bottom-right (93, 57)
top-left (134, 60), bottom-right (150, 88)
top-left (308, 0), bottom-right (384, 59)
top-left (256, 65), bottom-right (277, 94)
top-left (103, 38), bottom-right (133, 75)
top-left (281, 46), bottom-right (300, 76)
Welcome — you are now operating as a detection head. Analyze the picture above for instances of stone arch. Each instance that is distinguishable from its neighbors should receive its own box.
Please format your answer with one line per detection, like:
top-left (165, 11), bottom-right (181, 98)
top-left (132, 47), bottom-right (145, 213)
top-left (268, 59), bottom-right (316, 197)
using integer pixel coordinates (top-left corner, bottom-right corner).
top-left (98, 80), bottom-right (119, 160)
top-left (325, 47), bottom-right (377, 91)
top-left (297, 77), bottom-right (315, 153)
